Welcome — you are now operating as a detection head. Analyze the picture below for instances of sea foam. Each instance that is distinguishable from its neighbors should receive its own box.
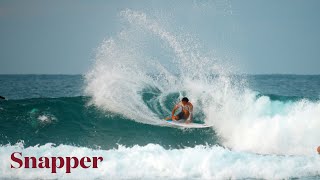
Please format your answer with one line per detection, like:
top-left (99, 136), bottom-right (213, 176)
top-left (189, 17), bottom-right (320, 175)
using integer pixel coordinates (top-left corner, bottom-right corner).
top-left (1, 143), bottom-right (319, 179)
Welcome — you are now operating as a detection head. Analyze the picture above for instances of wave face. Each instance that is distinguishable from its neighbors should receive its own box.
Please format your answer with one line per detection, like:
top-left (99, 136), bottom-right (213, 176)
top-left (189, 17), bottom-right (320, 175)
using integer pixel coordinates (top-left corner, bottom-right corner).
top-left (0, 96), bottom-right (217, 149)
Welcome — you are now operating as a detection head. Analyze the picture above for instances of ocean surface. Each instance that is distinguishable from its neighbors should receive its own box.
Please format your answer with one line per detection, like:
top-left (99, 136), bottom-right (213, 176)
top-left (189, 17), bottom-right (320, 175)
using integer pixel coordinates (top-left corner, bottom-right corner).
top-left (0, 74), bottom-right (319, 179)
top-left (1, 9), bottom-right (320, 179)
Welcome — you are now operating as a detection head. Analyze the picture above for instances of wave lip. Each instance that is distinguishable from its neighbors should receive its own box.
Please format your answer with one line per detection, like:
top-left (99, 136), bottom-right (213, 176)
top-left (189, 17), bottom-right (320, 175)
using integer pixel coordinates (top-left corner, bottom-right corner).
top-left (84, 9), bottom-right (320, 156)
top-left (1, 143), bottom-right (320, 179)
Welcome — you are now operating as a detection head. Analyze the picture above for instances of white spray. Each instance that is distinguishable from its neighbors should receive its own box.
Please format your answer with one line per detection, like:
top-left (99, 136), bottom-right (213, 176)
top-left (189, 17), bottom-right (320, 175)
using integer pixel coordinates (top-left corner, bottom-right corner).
top-left (85, 9), bottom-right (320, 155)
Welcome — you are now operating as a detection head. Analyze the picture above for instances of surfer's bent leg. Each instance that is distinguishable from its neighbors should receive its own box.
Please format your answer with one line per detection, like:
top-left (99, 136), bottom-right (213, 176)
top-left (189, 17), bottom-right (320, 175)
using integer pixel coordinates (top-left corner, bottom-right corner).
top-left (173, 112), bottom-right (184, 120)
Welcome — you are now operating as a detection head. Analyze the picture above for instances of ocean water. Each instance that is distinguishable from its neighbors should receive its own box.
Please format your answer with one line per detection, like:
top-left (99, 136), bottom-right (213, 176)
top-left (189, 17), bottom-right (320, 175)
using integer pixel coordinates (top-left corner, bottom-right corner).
top-left (1, 9), bottom-right (320, 179)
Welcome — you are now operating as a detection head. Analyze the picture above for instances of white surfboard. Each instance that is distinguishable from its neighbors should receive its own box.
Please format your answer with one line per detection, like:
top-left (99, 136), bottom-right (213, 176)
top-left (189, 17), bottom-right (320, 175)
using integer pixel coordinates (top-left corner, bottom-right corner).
top-left (165, 120), bottom-right (212, 128)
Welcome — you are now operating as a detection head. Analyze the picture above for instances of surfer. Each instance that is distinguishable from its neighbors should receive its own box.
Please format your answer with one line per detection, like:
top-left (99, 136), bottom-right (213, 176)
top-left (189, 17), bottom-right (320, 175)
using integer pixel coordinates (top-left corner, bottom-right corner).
top-left (167, 97), bottom-right (193, 123)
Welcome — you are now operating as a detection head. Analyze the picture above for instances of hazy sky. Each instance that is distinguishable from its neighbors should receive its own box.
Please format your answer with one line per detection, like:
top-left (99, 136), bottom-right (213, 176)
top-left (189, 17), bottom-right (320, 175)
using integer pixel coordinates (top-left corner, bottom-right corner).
top-left (1, 0), bottom-right (320, 74)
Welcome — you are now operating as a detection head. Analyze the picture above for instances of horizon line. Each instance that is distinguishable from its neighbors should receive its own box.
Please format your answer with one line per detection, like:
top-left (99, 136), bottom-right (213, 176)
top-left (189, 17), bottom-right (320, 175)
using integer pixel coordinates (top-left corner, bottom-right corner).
top-left (0, 73), bottom-right (320, 76)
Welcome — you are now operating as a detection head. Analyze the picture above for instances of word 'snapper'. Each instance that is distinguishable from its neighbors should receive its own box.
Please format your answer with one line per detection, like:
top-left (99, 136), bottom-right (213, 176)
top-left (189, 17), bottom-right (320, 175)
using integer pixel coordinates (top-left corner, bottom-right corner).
top-left (11, 152), bottom-right (104, 173)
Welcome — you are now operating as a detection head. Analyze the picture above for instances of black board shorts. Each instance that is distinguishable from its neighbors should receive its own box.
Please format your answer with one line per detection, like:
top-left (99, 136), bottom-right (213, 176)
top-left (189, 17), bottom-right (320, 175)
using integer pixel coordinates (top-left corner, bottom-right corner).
top-left (176, 111), bottom-right (185, 120)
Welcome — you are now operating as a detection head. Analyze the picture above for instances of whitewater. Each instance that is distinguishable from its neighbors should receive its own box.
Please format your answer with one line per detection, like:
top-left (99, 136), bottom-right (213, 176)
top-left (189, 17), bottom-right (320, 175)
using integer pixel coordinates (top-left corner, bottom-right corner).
top-left (85, 9), bottom-right (320, 155)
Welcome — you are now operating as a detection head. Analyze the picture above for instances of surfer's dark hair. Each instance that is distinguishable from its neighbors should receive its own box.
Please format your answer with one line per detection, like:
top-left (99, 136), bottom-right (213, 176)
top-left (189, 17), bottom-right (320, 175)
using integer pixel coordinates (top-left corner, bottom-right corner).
top-left (182, 97), bottom-right (189, 102)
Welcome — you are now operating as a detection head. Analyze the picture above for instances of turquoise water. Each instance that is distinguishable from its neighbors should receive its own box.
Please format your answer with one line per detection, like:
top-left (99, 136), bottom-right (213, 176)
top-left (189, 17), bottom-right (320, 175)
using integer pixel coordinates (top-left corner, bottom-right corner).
top-left (0, 75), bottom-right (319, 149)
top-left (0, 75), bottom-right (320, 179)
top-left (0, 75), bottom-right (320, 149)
top-left (0, 94), bottom-right (217, 149)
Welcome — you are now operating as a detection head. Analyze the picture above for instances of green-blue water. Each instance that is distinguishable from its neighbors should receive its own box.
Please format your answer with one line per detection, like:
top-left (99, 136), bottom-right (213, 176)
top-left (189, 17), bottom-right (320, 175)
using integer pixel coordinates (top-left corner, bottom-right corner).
top-left (1, 75), bottom-right (320, 179)
top-left (0, 75), bottom-right (318, 149)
